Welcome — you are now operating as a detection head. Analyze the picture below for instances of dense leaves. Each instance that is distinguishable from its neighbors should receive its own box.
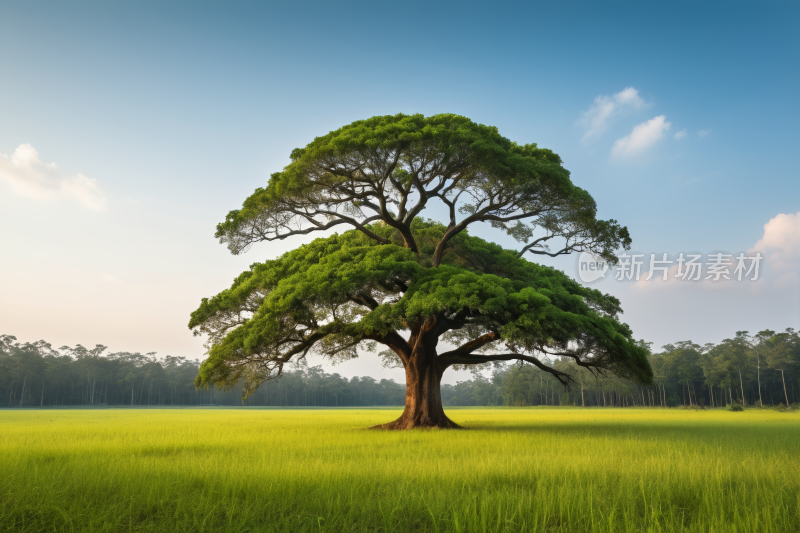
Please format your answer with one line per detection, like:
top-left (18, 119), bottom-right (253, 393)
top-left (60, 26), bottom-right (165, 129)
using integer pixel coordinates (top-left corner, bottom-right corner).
top-left (215, 113), bottom-right (630, 264)
top-left (191, 224), bottom-right (651, 397)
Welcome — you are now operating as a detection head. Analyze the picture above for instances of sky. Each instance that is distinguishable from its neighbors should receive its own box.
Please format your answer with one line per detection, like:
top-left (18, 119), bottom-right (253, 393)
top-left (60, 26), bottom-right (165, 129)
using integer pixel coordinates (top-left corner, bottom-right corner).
top-left (1, 0), bottom-right (798, 385)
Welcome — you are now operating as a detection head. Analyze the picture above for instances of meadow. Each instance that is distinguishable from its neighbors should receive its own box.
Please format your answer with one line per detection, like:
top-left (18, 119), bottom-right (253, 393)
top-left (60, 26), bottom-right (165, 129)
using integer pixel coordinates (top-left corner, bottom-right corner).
top-left (1, 408), bottom-right (798, 532)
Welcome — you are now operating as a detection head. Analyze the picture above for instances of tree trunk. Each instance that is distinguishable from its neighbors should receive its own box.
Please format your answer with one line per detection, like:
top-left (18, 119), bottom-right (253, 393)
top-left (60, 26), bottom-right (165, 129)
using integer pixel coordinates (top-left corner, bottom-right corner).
top-left (756, 351), bottom-right (762, 408)
top-left (738, 366), bottom-right (746, 406)
top-left (19, 376), bottom-right (26, 407)
top-left (371, 349), bottom-right (459, 430)
top-left (780, 369), bottom-right (790, 409)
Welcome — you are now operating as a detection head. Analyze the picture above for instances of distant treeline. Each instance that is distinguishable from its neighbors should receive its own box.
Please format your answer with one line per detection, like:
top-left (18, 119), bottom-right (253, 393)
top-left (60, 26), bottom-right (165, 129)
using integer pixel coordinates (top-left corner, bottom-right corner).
top-left (1, 328), bottom-right (797, 408)
top-left (0, 335), bottom-right (405, 408)
top-left (466, 328), bottom-right (799, 409)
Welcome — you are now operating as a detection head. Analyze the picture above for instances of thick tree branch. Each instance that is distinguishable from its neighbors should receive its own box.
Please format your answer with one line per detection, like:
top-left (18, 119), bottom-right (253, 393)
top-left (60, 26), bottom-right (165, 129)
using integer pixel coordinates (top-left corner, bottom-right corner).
top-left (540, 348), bottom-right (606, 375)
top-left (347, 293), bottom-right (381, 311)
top-left (437, 332), bottom-right (498, 362)
top-left (443, 352), bottom-right (574, 387)
top-left (362, 330), bottom-right (412, 365)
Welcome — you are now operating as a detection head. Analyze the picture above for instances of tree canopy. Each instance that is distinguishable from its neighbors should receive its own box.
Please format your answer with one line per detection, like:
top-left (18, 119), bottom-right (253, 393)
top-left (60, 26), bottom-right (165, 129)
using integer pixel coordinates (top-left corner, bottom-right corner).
top-left (215, 113), bottom-right (630, 265)
top-left (191, 113), bottom-right (649, 428)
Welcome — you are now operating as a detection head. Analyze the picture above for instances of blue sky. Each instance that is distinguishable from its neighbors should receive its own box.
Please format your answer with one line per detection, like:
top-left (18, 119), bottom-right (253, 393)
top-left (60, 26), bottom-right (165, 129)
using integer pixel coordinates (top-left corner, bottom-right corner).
top-left (1, 1), bottom-right (798, 383)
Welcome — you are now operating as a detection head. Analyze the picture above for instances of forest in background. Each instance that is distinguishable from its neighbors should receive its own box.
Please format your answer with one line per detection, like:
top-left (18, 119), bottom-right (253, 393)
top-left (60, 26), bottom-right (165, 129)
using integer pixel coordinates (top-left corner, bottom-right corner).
top-left (1, 328), bottom-right (798, 408)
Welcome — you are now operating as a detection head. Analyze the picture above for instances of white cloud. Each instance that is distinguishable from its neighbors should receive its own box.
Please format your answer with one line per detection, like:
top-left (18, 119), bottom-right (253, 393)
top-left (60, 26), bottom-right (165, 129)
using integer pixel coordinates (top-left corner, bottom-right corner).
top-left (580, 87), bottom-right (646, 140)
top-left (597, 215), bottom-right (800, 347)
top-left (0, 144), bottom-right (106, 211)
top-left (610, 115), bottom-right (671, 158)
top-left (698, 129), bottom-right (711, 138)
top-left (674, 129), bottom-right (687, 139)
top-left (753, 212), bottom-right (800, 272)
top-left (627, 212), bottom-right (800, 293)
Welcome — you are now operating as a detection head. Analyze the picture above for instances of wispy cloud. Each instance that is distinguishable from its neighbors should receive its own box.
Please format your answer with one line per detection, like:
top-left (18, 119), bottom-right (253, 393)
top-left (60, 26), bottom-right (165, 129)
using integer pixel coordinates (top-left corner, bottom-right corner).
top-left (0, 144), bottom-right (106, 211)
top-left (698, 129), bottom-right (711, 138)
top-left (674, 129), bottom-right (687, 139)
top-left (580, 87), bottom-right (646, 140)
top-left (611, 115), bottom-right (671, 158)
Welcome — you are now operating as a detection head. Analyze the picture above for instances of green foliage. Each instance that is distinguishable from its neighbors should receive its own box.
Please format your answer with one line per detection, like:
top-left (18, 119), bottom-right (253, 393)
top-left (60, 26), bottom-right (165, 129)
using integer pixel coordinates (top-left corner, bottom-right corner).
top-left (191, 226), bottom-right (650, 396)
top-left (214, 113), bottom-right (630, 264)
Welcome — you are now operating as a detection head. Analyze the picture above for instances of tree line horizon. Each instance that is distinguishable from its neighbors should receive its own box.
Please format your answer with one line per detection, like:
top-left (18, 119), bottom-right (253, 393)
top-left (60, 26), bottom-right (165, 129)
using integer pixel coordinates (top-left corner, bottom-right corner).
top-left (2, 327), bottom-right (796, 409)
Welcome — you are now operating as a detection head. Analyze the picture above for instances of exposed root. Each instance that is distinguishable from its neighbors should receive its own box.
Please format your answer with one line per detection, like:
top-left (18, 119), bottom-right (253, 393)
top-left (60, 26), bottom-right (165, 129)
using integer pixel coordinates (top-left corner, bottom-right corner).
top-left (368, 414), bottom-right (462, 430)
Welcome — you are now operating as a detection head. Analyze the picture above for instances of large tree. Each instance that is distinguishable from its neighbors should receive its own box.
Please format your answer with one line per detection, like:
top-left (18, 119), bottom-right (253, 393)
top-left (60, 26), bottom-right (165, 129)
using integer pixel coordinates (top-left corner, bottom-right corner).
top-left (189, 113), bottom-right (652, 428)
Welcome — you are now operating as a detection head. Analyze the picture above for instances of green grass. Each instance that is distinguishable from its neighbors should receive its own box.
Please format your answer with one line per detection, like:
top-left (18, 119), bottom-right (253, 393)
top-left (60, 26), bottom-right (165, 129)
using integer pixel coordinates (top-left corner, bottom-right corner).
top-left (1, 408), bottom-right (798, 532)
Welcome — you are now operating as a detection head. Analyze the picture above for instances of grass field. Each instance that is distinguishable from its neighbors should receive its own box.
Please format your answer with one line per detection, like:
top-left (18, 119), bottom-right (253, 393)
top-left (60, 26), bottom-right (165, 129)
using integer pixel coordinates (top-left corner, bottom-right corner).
top-left (1, 408), bottom-right (798, 532)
